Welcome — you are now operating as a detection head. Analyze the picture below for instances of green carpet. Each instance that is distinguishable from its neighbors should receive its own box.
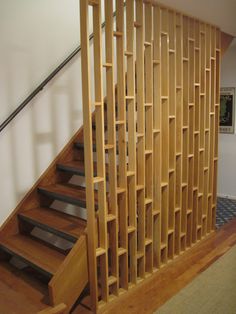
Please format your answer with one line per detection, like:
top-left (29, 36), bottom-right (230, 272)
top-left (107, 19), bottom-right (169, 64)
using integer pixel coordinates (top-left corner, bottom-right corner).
top-left (155, 245), bottom-right (236, 314)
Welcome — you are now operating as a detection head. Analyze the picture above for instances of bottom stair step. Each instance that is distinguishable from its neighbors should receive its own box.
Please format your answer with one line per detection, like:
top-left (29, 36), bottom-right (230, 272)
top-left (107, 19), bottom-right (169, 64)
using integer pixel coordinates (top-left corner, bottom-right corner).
top-left (0, 261), bottom-right (49, 314)
top-left (0, 234), bottom-right (65, 277)
top-left (18, 207), bottom-right (87, 242)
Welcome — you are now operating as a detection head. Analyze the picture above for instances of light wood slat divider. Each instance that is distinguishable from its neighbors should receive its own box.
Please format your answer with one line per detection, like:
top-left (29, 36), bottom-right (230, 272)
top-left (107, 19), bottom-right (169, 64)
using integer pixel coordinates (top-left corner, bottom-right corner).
top-left (80, 1), bottom-right (221, 311)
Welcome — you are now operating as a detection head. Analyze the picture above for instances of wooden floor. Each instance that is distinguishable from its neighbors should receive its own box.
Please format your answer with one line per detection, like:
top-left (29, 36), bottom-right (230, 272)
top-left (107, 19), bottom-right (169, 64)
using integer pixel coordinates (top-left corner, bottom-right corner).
top-left (73, 218), bottom-right (236, 314)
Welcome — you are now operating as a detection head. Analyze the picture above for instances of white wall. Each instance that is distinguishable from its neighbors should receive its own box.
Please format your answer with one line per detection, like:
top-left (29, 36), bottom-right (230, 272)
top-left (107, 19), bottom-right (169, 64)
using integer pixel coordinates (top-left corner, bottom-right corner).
top-left (218, 39), bottom-right (236, 198)
top-left (0, 0), bottom-right (84, 225)
top-left (0, 0), bottom-right (114, 226)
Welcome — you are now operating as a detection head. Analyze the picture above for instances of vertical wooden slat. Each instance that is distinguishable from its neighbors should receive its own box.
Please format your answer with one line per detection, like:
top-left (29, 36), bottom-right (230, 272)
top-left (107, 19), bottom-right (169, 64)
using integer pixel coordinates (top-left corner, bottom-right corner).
top-left (126, 0), bottom-right (137, 285)
top-left (213, 28), bottom-right (221, 229)
top-left (193, 20), bottom-right (200, 244)
top-left (203, 24), bottom-right (211, 236)
top-left (187, 18), bottom-right (195, 247)
top-left (93, 0), bottom-right (109, 303)
top-left (160, 7), bottom-right (169, 263)
top-left (116, 0), bottom-right (129, 291)
top-left (168, 9), bottom-right (176, 259)
top-left (181, 15), bottom-right (189, 251)
top-left (104, 0), bottom-right (119, 302)
top-left (175, 13), bottom-right (183, 255)
top-left (198, 22), bottom-right (206, 240)
top-left (136, 0), bottom-right (145, 279)
top-left (153, 4), bottom-right (161, 269)
top-left (80, 0), bottom-right (98, 310)
top-left (144, 0), bottom-right (153, 273)
top-left (207, 27), bottom-right (216, 233)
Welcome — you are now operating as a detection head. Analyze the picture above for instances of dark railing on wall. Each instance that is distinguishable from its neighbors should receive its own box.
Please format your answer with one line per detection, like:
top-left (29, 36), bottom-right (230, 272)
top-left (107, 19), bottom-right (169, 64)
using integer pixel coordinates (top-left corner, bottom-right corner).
top-left (0, 18), bottom-right (109, 133)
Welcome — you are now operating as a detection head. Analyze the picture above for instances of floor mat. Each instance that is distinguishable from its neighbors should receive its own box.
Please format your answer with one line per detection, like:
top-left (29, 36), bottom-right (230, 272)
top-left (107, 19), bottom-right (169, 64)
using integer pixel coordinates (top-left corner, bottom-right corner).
top-left (155, 244), bottom-right (236, 314)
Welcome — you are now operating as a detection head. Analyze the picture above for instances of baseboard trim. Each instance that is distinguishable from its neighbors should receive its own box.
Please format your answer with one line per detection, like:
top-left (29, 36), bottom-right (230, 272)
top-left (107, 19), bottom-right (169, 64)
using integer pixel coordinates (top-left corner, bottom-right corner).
top-left (217, 194), bottom-right (236, 200)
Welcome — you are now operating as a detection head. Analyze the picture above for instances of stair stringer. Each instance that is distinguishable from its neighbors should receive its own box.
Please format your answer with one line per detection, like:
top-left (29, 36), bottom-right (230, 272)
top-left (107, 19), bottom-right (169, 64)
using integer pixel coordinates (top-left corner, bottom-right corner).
top-left (48, 235), bottom-right (88, 314)
top-left (0, 119), bottom-right (88, 311)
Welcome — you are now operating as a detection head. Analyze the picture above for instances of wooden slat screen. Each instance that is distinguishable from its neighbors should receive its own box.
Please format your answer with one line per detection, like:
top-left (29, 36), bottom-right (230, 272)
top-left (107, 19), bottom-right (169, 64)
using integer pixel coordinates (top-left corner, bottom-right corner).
top-left (80, 0), bottom-right (221, 310)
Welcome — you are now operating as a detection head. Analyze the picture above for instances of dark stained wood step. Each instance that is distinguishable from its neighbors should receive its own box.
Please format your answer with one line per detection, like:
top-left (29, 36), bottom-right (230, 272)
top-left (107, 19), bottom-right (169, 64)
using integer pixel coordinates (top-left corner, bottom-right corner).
top-left (57, 160), bottom-right (129, 180)
top-left (57, 160), bottom-right (87, 176)
top-left (57, 160), bottom-right (107, 177)
top-left (38, 184), bottom-right (98, 209)
top-left (0, 234), bottom-right (65, 277)
top-left (18, 207), bottom-right (86, 242)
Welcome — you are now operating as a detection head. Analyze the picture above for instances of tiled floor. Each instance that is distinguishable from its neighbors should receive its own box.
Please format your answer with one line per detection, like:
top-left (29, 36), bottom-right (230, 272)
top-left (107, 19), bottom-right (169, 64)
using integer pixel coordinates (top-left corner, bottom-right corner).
top-left (216, 197), bottom-right (236, 228)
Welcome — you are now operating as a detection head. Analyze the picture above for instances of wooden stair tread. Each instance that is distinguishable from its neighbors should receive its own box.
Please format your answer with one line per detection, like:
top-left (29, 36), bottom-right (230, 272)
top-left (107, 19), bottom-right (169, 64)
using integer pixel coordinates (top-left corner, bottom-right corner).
top-left (0, 234), bottom-right (65, 276)
top-left (57, 160), bottom-right (130, 180)
top-left (38, 184), bottom-right (98, 209)
top-left (57, 160), bottom-right (102, 177)
top-left (57, 160), bottom-right (86, 176)
top-left (19, 207), bottom-right (86, 242)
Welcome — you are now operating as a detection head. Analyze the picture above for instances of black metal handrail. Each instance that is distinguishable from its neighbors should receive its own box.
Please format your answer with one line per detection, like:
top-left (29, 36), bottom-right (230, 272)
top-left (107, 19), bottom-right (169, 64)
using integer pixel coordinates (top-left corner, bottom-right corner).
top-left (0, 18), bottom-right (108, 133)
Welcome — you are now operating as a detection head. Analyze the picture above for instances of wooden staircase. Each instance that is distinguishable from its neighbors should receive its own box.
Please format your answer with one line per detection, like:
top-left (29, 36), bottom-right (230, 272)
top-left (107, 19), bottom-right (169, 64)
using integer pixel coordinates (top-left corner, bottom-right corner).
top-left (0, 125), bottom-right (91, 313)
top-left (0, 0), bottom-right (224, 313)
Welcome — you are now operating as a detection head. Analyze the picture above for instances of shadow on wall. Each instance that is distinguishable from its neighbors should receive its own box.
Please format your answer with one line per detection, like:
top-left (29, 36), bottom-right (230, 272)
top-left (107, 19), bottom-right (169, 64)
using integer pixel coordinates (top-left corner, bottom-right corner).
top-left (0, 53), bottom-right (83, 225)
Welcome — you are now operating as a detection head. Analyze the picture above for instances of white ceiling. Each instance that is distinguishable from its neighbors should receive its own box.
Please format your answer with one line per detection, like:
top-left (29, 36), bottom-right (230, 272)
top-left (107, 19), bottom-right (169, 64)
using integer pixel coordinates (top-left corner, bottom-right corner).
top-left (159, 0), bottom-right (236, 36)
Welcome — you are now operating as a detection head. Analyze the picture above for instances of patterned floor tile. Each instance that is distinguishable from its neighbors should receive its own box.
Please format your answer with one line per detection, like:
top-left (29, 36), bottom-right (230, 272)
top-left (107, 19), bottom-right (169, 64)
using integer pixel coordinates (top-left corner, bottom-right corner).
top-left (216, 197), bottom-right (236, 228)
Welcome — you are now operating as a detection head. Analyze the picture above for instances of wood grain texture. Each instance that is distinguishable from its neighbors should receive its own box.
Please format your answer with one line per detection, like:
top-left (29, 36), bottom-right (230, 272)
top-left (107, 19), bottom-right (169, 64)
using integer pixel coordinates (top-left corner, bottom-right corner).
top-left (49, 236), bottom-right (88, 312)
top-left (79, 0), bottom-right (221, 310)
top-left (73, 219), bottom-right (236, 314)
top-left (0, 234), bottom-right (65, 276)
top-left (19, 207), bottom-right (86, 241)
top-left (0, 1), bottom-right (222, 313)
